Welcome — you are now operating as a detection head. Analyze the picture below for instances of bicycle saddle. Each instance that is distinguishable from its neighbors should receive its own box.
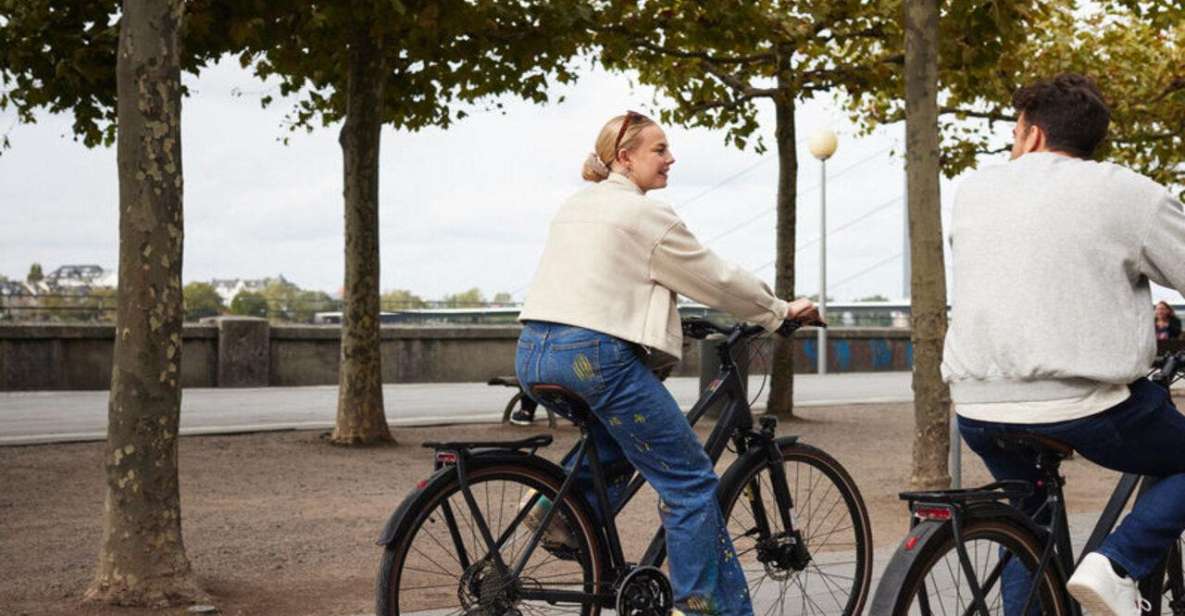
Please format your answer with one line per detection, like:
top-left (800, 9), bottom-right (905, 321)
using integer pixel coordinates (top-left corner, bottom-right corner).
top-left (529, 384), bottom-right (593, 426)
top-left (995, 433), bottom-right (1075, 460)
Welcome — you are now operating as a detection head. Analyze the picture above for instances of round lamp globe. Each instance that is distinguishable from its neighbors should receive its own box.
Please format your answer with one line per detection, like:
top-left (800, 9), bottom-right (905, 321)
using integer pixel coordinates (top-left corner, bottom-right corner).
top-left (808, 129), bottom-right (838, 160)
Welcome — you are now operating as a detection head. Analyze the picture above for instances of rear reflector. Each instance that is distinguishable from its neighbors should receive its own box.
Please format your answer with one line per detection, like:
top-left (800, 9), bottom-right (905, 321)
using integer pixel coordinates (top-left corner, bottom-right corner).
top-left (914, 506), bottom-right (952, 521)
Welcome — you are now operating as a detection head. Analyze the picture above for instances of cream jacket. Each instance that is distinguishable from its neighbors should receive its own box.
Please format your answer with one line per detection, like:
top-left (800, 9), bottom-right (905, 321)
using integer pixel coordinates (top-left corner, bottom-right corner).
top-left (519, 173), bottom-right (791, 365)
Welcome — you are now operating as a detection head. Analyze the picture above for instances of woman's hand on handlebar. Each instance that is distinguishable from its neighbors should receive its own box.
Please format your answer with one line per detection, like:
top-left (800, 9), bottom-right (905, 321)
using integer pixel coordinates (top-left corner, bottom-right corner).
top-left (786, 298), bottom-right (827, 327)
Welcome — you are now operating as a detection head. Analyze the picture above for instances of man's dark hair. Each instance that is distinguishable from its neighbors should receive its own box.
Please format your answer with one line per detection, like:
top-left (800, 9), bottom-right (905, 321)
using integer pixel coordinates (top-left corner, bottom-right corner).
top-left (1011, 73), bottom-right (1110, 158)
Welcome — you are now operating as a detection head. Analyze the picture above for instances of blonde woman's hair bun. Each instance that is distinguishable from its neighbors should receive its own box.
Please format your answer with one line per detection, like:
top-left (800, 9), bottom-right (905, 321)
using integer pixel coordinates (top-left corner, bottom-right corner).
top-left (582, 112), bottom-right (657, 182)
top-left (582, 152), bottom-right (612, 182)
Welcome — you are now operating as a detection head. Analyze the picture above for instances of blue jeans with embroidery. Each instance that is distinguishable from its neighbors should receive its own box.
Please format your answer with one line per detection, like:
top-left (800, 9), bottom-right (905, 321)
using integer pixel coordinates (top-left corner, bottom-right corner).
top-left (516, 321), bottom-right (753, 616)
top-left (959, 378), bottom-right (1185, 615)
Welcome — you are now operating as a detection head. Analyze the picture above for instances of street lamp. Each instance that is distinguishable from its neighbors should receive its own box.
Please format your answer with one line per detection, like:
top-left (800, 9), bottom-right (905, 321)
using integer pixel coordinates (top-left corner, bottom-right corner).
top-left (808, 128), bottom-right (838, 375)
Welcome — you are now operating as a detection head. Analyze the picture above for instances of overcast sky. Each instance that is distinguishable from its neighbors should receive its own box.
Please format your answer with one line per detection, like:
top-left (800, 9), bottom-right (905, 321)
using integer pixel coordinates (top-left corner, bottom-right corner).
top-left (1, 56), bottom-right (1181, 305)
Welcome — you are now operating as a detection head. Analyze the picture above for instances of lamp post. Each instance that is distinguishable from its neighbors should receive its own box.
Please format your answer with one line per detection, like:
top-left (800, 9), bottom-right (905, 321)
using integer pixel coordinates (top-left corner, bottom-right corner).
top-left (808, 129), bottom-right (838, 375)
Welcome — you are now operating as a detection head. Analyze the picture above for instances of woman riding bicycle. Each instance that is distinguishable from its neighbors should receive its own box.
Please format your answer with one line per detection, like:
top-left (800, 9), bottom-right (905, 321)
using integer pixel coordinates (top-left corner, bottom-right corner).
top-left (516, 110), bottom-right (820, 616)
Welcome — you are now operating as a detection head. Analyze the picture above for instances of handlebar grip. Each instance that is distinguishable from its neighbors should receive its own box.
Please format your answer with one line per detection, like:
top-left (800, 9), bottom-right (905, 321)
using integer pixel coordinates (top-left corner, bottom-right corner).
top-left (776, 320), bottom-right (800, 337)
top-left (1162, 355), bottom-right (1180, 383)
top-left (682, 317), bottom-right (728, 339)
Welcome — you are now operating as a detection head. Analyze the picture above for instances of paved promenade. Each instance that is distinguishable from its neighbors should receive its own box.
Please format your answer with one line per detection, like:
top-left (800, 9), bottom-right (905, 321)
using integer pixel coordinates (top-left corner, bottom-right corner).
top-left (0, 372), bottom-right (913, 446)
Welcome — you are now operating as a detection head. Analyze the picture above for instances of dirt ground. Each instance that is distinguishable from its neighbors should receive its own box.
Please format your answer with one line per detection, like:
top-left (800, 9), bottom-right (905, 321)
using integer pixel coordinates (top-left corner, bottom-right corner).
top-left (0, 400), bottom-right (1154, 616)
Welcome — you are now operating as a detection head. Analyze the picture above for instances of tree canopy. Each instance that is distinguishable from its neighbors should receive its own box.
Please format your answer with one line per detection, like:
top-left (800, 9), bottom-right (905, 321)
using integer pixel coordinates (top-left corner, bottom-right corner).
top-left (26, 262), bottom-right (44, 285)
top-left (183, 282), bottom-right (225, 321)
top-left (443, 287), bottom-right (485, 308)
top-left (382, 289), bottom-right (427, 310)
top-left (230, 290), bottom-right (269, 318)
top-left (849, 0), bottom-right (1185, 193)
top-left (0, 0), bottom-right (235, 150)
top-left (227, 0), bottom-right (589, 135)
top-left (594, 0), bottom-right (1043, 152)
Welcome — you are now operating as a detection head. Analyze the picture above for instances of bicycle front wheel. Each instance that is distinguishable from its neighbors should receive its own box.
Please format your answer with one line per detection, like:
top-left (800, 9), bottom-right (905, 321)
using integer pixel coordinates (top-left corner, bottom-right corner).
top-left (881, 515), bottom-right (1070, 615)
top-left (376, 459), bottom-right (605, 616)
top-left (719, 439), bottom-right (873, 616)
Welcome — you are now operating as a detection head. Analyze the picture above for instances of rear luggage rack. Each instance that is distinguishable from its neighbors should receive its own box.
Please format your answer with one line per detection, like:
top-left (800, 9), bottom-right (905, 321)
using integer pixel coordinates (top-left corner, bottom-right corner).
top-left (422, 434), bottom-right (553, 454)
top-left (900, 480), bottom-right (1033, 506)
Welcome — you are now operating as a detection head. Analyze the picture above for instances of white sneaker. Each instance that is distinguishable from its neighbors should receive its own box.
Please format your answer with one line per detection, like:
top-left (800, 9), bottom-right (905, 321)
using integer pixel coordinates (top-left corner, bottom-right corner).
top-left (1067, 552), bottom-right (1150, 615)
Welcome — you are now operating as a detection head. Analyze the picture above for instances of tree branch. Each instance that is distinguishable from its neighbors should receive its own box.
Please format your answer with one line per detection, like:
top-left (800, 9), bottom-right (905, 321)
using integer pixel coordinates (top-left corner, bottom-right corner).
top-left (940, 106), bottom-right (1016, 122)
top-left (1111, 132), bottom-right (1178, 143)
top-left (700, 60), bottom-right (777, 97)
top-left (593, 25), bottom-right (774, 65)
top-left (684, 94), bottom-right (758, 114)
top-left (1152, 76), bottom-right (1185, 103)
top-left (814, 24), bottom-right (889, 46)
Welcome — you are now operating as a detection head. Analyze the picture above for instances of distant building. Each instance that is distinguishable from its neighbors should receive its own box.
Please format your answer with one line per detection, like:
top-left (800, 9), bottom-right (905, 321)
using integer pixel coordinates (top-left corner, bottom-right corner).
top-left (210, 276), bottom-right (284, 305)
top-left (44, 264), bottom-right (116, 291)
top-left (0, 279), bottom-right (30, 297)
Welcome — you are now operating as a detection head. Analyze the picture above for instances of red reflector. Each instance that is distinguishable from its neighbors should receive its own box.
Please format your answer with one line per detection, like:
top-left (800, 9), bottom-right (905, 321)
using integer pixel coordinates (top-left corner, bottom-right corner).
top-left (904, 535), bottom-right (920, 551)
top-left (436, 452), bottom-right (458, 465)
top-left (914, 506), bottom-right (952, 521)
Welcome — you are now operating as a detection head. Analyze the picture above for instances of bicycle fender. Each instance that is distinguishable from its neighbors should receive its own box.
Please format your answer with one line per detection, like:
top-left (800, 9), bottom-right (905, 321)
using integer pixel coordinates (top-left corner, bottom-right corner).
top-left (376, 464), bottom-right (454, 547)
top-left (869, 519), bottom-right (946, 614)
top-left (868, 500), bottom-right (1051, 615)
top-left (375, 451), bottom-right (576, 547)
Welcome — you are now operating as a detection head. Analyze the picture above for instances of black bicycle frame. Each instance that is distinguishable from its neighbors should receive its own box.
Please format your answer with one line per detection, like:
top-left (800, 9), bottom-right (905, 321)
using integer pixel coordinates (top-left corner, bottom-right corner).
top-left (446, 330), bottom-right (798, 608)
top-left (912, 464), bottom-right (1174, 616)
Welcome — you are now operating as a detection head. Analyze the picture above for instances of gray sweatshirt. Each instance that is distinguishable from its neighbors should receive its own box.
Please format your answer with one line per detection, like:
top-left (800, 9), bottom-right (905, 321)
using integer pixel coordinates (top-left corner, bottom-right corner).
top-left (942, 152), bottom-right (1185, 406)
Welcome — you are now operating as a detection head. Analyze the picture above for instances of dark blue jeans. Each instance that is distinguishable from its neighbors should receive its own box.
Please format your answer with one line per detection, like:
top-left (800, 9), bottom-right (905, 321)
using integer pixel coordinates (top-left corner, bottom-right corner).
top-left (516, 321), bottom-right (753, 616)
top-left (959, 379), bottom-right (1185, 615)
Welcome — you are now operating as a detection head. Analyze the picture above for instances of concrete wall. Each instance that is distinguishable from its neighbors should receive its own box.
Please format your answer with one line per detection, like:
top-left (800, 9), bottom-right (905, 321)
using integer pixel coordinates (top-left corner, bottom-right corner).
top-left (0, 324), bottom-right (217, 391)
top-left (12, 321), bottom-right (1178, 391)
top-left (267, 326), bottom-right (540, 385)
top-left (0, 321), bottom-right (922, 391)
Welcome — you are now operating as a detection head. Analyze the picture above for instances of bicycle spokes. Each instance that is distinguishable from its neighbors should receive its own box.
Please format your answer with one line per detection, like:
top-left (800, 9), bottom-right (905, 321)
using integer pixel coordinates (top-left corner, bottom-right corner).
top-left (729, 457), bottom-right (864, 615)
top-left (912, 539), bottom-right (1030, 615)
top-left (396, 476), bottom-right (594, 616)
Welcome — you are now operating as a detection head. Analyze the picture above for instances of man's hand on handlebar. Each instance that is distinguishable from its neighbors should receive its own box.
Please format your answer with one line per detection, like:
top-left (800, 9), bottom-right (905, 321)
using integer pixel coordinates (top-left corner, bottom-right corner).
top-left (786, 298), bottom-right (827, 328)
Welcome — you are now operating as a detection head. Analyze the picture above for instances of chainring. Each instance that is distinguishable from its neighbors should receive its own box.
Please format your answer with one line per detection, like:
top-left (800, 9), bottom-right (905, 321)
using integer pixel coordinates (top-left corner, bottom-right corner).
top-left (616, 565), bottom-right (674, 616)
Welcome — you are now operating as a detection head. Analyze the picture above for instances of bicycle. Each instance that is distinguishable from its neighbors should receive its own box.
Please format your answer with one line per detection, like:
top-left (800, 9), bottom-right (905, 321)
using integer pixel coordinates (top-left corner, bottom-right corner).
top-left (870, 350), bottom-right (1185, 615)
top-left (374, 317), bottom-right (874, 616)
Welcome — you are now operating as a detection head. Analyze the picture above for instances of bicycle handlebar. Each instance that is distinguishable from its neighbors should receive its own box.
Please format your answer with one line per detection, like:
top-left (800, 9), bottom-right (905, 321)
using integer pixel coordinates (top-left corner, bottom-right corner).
top-left (681, 317), bottom-right (822, 342)
top-left (1151, 350), bottom-right (1185, 386)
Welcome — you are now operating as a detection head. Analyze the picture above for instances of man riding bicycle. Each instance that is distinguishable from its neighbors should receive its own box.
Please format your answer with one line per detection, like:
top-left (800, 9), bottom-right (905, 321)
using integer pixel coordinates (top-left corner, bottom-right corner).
top-left (943, 73), bottom-right (1185, 615)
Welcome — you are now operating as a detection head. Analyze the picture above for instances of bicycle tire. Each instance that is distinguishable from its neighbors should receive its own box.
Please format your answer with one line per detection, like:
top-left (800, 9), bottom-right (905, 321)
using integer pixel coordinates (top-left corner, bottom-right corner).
top-left (718, 439), bottom-right (873, 616)
top-left (502, 391), bottom-right (524, 424)
top-left (376, 458), bottom-right (606, 616)
top-left (874, 510), bottom-right (1070, 615)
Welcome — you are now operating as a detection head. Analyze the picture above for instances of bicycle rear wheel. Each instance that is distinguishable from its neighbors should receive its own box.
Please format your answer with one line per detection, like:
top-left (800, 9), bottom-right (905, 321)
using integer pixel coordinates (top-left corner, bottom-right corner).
top-left (719, 439), bottom-right (873, 616)
top-left (376, 460), bottom-right (605, 616)
top-left (881, 516), bottom-right (1070, 615)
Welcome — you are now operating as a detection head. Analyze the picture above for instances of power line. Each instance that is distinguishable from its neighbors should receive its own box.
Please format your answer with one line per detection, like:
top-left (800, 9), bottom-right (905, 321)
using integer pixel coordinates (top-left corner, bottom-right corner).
top-left (829, 252), bottom-right (903, 292)
top-left (674, 155), bottom-right (773, 212)
top-left (751, 194), bottom-right (903, 273)
top-left (511, 143), bottom-right (892, 299)
top-left (703, 205), bottom-right (776, 244)
top-left (700, 146), bottom-right (894, 247)
top-left (675, 135), bottom-right (811, 212)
